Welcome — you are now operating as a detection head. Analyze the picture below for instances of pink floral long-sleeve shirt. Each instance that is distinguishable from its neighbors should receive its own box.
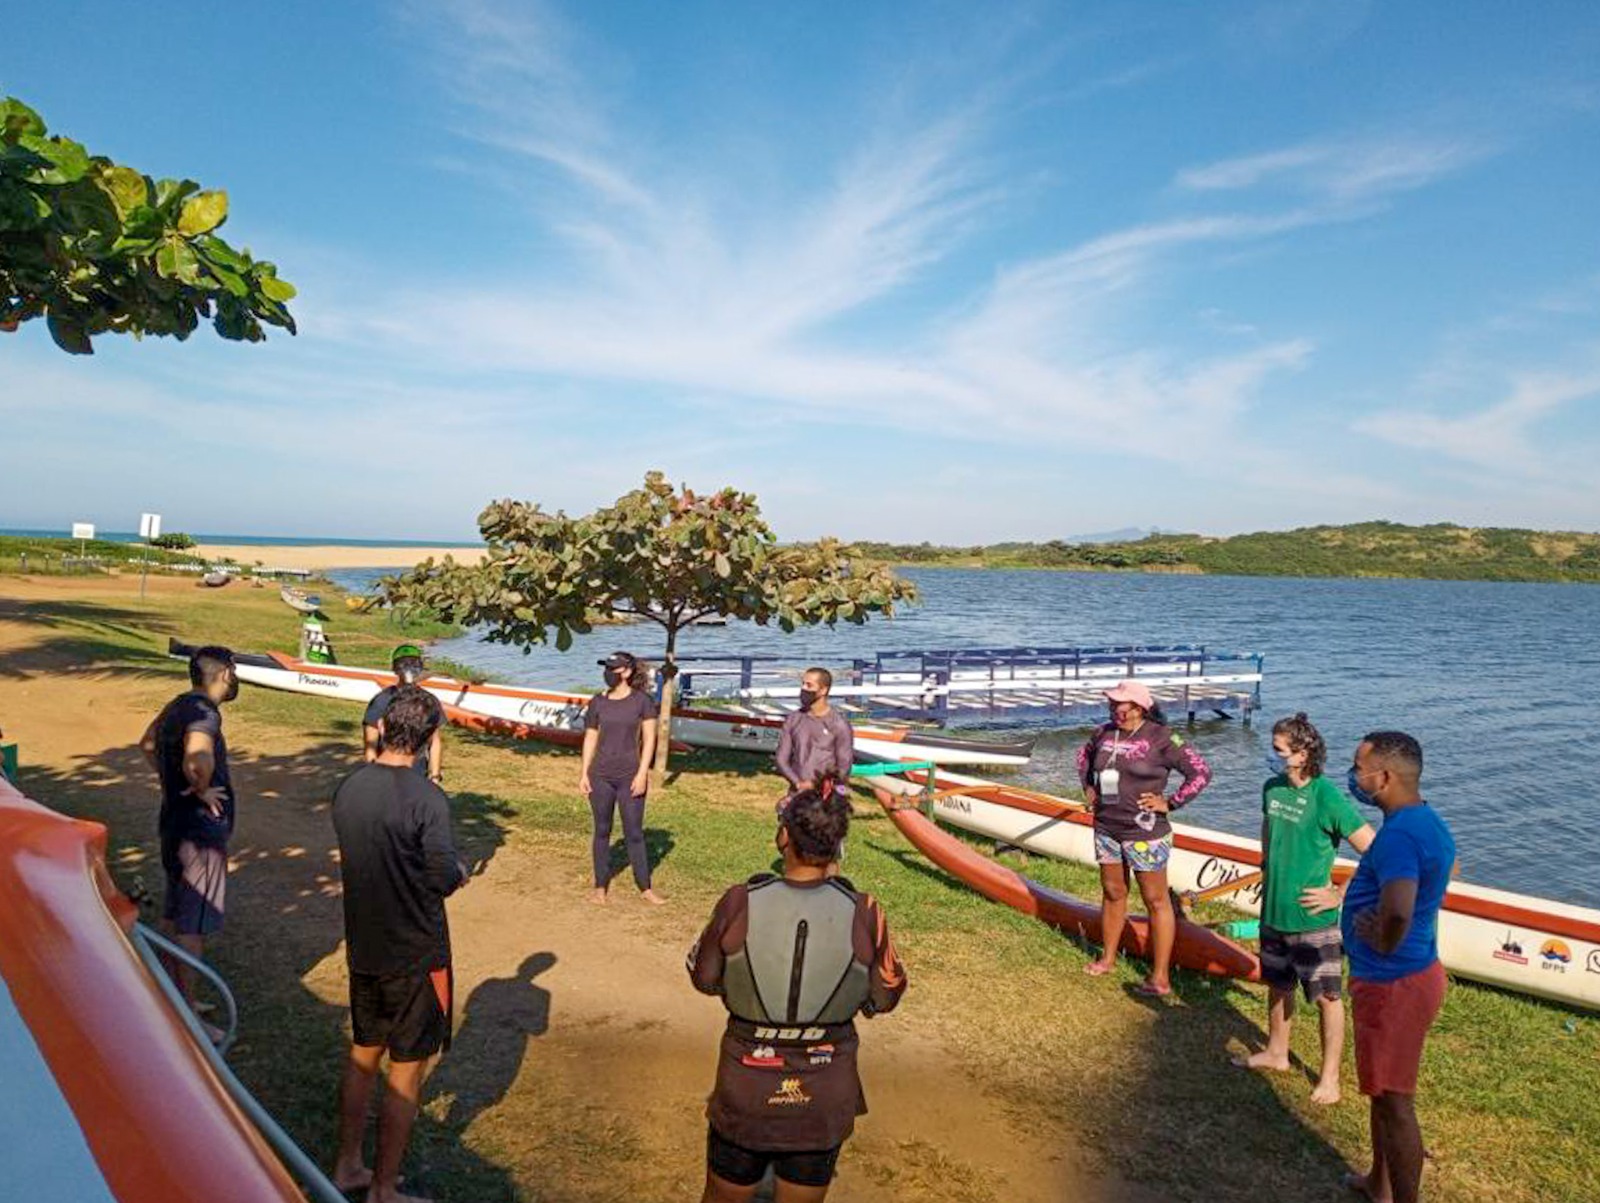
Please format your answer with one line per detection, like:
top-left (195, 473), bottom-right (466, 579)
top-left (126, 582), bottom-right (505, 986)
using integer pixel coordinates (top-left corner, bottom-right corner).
top-left (1076, 721), bottom-right (1211, 841)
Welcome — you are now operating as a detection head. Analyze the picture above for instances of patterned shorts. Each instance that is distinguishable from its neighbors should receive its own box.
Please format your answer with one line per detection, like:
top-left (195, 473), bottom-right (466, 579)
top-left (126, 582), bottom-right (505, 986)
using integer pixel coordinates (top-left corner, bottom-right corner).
top-left (1093, 829), bottom-right (1173, 873)
top-left (1259, 924), bottom-right (1345, 1002)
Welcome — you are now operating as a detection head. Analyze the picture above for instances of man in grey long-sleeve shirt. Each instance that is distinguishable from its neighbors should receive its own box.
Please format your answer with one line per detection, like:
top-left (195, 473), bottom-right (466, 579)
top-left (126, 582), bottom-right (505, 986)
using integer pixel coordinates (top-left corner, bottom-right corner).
top-left (776, 666), bottom-right (855, 797)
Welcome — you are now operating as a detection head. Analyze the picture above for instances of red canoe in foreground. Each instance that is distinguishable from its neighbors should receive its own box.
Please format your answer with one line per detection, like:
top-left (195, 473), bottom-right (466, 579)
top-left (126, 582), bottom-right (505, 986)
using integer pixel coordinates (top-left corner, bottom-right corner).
top-left (0, 776), bottom-right (312, 1203)
top-left (866, 787), bottom-right (1261, 982)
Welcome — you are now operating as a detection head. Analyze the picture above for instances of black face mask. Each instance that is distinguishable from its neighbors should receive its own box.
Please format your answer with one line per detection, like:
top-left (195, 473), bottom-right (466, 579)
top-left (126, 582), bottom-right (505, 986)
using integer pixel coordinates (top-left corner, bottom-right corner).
top-left (798, 689), bottom-right (819, 710)
top-left (604, 667), bottom-right (623, 688)
top-left (222, 673), bottom-right (240, 703)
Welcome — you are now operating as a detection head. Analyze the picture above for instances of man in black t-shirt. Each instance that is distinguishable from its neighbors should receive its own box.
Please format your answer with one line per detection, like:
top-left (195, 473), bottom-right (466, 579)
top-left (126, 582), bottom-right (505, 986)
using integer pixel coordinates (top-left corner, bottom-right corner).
top-left (332, 685), bottom-right (466, 1203)
top-left (140, 645), bottom-right (239, 1008)
top-left (362, 644), bottom-right (443, 784)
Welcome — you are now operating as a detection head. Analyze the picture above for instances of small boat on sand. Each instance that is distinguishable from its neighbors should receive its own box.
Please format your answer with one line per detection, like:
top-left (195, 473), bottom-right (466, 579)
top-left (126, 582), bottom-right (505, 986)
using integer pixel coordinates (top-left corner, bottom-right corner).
top-left (201, 570), bottom-right (231, 587)
top-left (278, 585), bottom-right (321, 614)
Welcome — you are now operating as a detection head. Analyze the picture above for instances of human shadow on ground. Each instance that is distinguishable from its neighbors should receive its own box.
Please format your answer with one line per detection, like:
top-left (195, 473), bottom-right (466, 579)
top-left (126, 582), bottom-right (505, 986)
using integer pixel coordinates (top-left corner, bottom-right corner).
top-left (427, 951), bottom-right (555, 1131)
top-left (15, 735), bottom-right (526, 1202)
top-left (863, 834), bottom-right (1357, 1202)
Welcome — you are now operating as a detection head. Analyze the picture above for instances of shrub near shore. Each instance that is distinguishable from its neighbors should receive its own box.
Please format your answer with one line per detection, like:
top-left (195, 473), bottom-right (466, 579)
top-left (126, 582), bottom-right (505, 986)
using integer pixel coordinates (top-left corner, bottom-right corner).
top-left (2, 578), bottom-right (1595, 1202)
top-left (855, 520), bottom-right (1600, 582)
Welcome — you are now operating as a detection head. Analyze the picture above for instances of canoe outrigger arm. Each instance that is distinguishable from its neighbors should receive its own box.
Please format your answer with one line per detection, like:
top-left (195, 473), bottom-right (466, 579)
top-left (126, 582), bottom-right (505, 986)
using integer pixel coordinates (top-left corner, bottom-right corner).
top-left (129, 923), bottom-right (349, 1203)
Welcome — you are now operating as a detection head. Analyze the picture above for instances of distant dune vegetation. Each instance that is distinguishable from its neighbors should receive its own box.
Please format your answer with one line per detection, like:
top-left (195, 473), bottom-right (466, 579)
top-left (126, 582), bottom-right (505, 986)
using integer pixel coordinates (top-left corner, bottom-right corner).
top-left (850, 521), bottom-right (1600, 583)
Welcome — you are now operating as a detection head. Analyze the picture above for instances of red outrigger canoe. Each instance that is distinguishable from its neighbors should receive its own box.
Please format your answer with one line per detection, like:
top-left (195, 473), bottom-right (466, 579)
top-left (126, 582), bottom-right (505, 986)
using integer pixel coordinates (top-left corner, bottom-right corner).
top-left (0, 775), bottom-right (327, 1203)
top-left (865, 785), bottom-right (1260, 981)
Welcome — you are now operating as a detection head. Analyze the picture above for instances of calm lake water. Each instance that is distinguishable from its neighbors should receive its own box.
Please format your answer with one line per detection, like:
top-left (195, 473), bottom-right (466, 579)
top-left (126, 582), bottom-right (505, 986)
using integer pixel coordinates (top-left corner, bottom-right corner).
top-left (326, 567), bottom-right (1600, 908)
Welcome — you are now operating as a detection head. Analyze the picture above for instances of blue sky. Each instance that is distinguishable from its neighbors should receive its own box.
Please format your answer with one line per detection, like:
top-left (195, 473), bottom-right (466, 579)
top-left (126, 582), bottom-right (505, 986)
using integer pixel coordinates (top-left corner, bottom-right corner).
top-left (4, 1), bottom-right (1599, 542)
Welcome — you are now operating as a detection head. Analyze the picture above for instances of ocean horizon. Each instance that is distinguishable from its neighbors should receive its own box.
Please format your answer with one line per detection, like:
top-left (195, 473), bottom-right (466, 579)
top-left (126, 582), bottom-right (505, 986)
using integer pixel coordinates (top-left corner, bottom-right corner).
top-left (0, 527), bottom-right (483, 549)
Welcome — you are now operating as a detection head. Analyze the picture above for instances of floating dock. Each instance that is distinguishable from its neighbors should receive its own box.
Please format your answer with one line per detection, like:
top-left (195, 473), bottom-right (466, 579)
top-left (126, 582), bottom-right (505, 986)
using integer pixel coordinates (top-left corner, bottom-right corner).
top-left (675, 644), bottom-right (1263, 728)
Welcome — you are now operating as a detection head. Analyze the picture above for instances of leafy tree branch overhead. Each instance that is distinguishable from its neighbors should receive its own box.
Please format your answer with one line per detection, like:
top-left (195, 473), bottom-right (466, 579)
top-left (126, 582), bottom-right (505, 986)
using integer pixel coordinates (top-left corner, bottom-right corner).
top-left (0, 96), bottom-right (295, 353)
top-left (382, 471), bottom-right (918, 774)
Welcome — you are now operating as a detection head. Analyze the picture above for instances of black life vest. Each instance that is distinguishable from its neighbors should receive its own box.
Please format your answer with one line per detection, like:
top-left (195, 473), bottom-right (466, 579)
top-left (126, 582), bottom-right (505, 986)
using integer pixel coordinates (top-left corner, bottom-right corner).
top-left (721, 875), bottom-right (872, 1026)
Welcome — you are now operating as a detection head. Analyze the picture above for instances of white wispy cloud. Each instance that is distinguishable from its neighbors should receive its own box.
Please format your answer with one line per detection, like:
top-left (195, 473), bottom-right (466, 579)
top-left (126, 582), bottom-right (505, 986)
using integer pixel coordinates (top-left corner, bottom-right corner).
top-left (1357, 368), bottom-right (1600, 473)
top-left (302, 4), bottom-right (1529, 496)
top-left (1176, 134), bottom-right (1496, 205)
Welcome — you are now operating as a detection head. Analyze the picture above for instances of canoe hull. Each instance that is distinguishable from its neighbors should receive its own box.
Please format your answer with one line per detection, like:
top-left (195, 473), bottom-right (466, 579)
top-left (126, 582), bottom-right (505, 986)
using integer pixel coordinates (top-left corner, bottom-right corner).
top-left (0, 779), bottom-right (305, 1202)
top-left (882, 768), bottom-right (1600, 1011)
top-left (871, 789), bottom-right (1259, 980)
top-left (172, 642), bottom-right (1033, 768)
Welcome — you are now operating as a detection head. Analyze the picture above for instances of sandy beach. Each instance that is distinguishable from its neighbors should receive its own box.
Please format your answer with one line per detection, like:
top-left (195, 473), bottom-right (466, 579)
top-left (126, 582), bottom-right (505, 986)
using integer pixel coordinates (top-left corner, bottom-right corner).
top-left (193, 543), bottom-right (486, 570)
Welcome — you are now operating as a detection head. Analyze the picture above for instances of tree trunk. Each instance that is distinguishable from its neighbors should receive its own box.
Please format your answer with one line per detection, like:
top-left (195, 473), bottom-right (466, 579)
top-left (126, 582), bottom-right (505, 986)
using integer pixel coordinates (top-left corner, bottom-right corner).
top-left (651, 624), bottom-right (679, 785)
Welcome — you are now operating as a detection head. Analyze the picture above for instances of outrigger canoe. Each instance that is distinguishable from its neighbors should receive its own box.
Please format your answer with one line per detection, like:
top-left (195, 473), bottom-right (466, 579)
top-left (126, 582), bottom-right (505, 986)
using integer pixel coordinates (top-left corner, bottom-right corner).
top-left (167, 640), bottom-right (1035, 768)
top-left (0, 776), bottom-right (325, 1202)
top-left (862, 782), bottom-right (1259, 980)
top-left (874, 767), bottom-right (1600, 1011)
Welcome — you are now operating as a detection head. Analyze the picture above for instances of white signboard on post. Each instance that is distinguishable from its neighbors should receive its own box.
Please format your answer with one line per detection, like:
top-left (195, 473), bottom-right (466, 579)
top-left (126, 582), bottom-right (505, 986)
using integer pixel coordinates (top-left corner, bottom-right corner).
top-left (71, 523), bottom-right (95, 541)
top-left (139, 513), bottom-right (162, 540)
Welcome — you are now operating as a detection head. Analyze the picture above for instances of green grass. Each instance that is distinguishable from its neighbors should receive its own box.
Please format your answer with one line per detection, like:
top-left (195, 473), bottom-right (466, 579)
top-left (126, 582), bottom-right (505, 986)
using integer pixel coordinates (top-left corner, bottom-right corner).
top-left (7, 584), bottom-right (1597, 1203)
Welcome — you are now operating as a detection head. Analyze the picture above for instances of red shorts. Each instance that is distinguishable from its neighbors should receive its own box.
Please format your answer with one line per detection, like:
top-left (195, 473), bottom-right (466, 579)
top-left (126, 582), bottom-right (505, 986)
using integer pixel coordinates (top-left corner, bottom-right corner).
top-left (1350, 960), bottom-right (1447, 1097)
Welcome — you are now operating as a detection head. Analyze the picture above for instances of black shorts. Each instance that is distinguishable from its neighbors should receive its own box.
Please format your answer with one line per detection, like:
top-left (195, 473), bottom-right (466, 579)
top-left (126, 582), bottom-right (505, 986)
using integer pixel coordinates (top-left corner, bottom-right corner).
top-left (1259, 924), bottom-right (1345, 1002)
top-left (707, 1126), bottom-right (841, 1189)
top-left (350, 966), bottom-right (453, 1062)
top-left (161, 839), bottom-right (227, 937)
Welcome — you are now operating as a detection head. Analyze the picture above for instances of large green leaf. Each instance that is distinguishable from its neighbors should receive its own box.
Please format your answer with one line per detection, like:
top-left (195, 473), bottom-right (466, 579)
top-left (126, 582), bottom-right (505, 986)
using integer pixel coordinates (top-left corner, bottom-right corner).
top-left (98, 165), bottom-right (149, 217)
top-left (155, 239), bottom-right (202, 285)
top-left (0, 97), bottom-right (46, 140)
top-left (177, 190), bottom-right (228, 236)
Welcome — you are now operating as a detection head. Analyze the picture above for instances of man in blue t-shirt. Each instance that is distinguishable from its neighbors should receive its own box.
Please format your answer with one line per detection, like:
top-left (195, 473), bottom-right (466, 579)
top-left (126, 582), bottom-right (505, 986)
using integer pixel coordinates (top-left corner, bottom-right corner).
top-left (1340, 731), bottom-right (1456, 1203)
top-left (139, 645), bottom-right (240, 1015)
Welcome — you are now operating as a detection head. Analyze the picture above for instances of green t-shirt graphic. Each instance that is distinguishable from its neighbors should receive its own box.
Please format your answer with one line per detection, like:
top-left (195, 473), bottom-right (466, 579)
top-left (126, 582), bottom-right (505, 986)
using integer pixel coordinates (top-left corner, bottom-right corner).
top-left (1260, 774), bottom-right (1367, 933)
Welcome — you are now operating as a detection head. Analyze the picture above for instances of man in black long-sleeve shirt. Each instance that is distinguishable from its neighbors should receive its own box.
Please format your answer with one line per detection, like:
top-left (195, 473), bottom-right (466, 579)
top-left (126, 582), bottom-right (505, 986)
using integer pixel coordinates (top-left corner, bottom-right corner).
top-left (331, 686), bottom-right (465, 1203)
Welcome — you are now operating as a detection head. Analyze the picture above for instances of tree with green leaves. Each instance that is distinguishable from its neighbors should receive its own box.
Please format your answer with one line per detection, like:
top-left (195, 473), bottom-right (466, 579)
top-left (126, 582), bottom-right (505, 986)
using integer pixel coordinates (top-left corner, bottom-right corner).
top-left (382, 472), bottom-right (918, 776)
top-left (1, 96), bottom-right (295, 353)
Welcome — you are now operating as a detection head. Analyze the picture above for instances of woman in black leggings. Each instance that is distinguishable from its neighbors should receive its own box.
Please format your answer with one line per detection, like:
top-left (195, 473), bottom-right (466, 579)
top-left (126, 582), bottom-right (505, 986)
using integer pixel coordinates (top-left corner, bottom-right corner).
top-left (579, 651), bottom-right (664, 905)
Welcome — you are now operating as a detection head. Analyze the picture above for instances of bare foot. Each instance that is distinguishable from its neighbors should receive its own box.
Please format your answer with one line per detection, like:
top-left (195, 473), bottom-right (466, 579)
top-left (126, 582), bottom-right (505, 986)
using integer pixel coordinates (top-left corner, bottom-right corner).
top-left (1340, 1170), bottom-right (1392, 1202)
top-left (331, 1162), bottom-right (372, 1192)
top-left (589, 888), bottom-right (609, 906)
top-left (640, 888), bottom-right (667, 906)
top-left (1310, 1078), bottom-right (1342, 1106)
top-left (1232, 1049), bottom-right (1291, 1072)
top-left (1083, 959), bottom-right (1115, 977)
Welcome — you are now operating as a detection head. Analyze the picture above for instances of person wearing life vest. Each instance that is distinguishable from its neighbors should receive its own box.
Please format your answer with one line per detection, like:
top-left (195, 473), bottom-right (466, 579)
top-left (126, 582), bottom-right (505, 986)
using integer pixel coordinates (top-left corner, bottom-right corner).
top-left (687, 784), bottom-right (907, 1201)
top-left (363, 645), bottom-right (443, 785)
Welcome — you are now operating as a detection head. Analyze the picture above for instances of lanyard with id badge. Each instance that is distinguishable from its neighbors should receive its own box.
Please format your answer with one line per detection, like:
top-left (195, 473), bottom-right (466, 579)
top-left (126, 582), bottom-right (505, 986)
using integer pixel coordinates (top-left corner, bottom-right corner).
top-left (1097, 734), bottom-right (1124, 800)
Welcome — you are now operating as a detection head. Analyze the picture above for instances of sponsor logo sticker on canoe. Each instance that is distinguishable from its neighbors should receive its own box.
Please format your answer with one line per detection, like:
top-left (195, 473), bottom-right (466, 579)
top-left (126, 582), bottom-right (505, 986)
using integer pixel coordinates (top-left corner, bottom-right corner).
top-left (1539, 939), bottom-right (1572, 973)
top-left (1492, 932), bottom-right (1529, 967)
top-left (1587, 950), bottom-right (1600, 975)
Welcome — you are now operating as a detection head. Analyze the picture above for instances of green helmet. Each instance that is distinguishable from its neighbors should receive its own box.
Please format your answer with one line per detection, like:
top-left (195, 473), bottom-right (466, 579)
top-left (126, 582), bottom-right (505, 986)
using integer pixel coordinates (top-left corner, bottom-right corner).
top-left (391, 644), bottom-right (426, 684)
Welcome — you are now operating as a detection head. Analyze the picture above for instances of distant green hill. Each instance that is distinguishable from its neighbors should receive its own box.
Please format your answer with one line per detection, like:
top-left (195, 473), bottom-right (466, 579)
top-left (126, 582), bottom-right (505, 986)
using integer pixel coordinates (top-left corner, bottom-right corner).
top-left (850, 521), bottom-right (1600, 583)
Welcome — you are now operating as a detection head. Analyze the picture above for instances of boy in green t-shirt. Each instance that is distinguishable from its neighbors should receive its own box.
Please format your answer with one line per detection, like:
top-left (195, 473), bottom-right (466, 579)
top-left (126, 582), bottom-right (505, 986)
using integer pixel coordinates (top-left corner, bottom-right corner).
top-left (1236, 713), bottom-right (1374, 1105)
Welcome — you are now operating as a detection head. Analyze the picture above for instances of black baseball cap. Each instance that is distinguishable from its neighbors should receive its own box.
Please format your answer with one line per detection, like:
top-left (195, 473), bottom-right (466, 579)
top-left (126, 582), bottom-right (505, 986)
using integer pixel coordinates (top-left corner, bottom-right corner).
top-left (598, 651), bottom-right (637, 670)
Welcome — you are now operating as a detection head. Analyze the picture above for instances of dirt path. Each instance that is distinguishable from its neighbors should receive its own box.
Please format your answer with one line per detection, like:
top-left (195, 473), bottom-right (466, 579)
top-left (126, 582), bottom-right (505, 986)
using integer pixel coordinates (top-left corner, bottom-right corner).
top-left (0, 576), bottom-right (1152, 1203)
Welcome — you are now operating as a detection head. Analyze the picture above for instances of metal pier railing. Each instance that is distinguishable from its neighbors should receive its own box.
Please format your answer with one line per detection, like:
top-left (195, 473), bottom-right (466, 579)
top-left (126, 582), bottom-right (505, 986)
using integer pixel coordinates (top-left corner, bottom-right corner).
top-left (674, 644), bottom-right (1264, 728)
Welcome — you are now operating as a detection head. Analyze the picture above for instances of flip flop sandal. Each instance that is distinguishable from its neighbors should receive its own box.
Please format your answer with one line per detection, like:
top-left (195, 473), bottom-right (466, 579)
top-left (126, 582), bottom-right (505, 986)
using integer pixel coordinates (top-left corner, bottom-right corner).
top-left (1133, 981), bottom-right (1172, 997)
top-left (1083, 961), bottom-right (1114, 977)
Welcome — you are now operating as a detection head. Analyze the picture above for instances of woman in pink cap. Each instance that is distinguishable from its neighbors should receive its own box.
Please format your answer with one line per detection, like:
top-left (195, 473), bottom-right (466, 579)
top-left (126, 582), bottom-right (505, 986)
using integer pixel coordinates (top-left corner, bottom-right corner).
top-left (1076, 680), bottom-right (1212, 995)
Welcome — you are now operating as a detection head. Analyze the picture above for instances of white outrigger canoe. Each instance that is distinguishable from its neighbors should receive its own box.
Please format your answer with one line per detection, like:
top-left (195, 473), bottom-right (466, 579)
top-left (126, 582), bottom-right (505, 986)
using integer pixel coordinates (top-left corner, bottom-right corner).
top-left (876, 766), bottom-right (1600, 1011)
top-left (168, 641), bottom-right (1035, 768)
